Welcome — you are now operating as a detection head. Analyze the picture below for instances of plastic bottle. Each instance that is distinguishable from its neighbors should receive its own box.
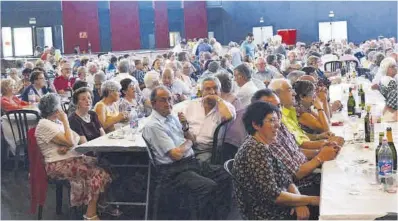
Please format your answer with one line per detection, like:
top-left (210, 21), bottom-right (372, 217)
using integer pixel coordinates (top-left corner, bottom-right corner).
top-left (129, 108), bottom-right (139, 137)
top-left (378, 139), bottom-right (394, 191)
top-left (28, 89), bottom-right (36, 105)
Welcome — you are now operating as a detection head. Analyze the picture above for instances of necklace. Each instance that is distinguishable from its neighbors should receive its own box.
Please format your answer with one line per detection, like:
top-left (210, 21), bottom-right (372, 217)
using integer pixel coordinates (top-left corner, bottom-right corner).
top-left (77, 112), bottom-right (91, 123)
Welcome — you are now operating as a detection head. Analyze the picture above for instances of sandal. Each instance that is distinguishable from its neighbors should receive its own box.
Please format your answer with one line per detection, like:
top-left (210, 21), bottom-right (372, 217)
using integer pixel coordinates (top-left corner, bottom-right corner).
top-left (83, 214), bottom-right (99, 220)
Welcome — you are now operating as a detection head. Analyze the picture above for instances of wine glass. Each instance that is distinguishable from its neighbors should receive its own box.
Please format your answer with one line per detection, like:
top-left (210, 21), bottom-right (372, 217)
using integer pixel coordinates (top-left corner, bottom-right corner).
top-left (348, 115), bottom-right (360, 143)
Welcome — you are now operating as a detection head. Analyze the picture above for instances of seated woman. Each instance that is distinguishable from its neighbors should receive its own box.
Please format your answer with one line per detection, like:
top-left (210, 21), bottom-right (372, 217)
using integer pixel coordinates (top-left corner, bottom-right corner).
top-left (142, 70), bottom-right (160, 107)
top-left (378, 57), bottom-right (398, 121)
top-left (118, 78), bottom-right (139, 113)
top-left (151, 58), bottom-right (162, 74)
top-left (293, 80), bottom-right (330, 134)
top-left (69, 87), bottom-right (105, 143)
top-left (35, 93), bottom-right (111, 220)
top-left (1, 79), bottom-right (29, 112)
top-left (233, 101), bottom-right (320, 220)
top-left (21, 70), bottom-right (51, 102)
top-left (93, 80), bottom-right (128, 133)
top-left (215, 71), bottom-right (243, 110)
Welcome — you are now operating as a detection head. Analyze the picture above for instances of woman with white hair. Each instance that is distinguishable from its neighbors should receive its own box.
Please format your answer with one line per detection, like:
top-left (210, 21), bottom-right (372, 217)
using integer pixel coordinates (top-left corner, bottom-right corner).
top-left (1, 79), bottom-right (29, 112)
top-left (378, 57), bottom-right (398, 121)
top-left (142, 70), bottom-right (160, 101)
top-left (86, 62), bottom-right (98, 86)
top-left (93, 80), bottom-right (129, 133)
top-left (35, 93), bottom-right (111, 220)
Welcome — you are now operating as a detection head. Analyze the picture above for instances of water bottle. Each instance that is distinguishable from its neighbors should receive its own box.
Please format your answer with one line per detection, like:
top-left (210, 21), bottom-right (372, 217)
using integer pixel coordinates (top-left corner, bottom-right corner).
top-left (28, 89), bottom-right (35, 105)
top-left (129, 108), bottom-right (139, 140)
top-left (378, 139), bottom-right (394, 191)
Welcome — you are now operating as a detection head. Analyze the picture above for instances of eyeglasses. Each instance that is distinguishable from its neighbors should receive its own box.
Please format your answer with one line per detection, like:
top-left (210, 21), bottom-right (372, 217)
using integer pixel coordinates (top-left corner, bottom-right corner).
top-left (264, 118), bottom-right (281, 126)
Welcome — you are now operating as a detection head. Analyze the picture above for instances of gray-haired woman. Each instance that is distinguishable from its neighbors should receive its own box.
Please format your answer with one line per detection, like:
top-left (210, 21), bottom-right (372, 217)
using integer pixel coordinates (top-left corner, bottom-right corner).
top-left (93, 80), bottom-right (129, 133)
top-left (35, 93), bottom-right (111, 220)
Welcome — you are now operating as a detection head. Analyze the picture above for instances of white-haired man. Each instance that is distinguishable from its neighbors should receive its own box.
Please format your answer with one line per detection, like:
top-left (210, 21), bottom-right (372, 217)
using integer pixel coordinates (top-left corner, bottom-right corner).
top-left (113, 59), bottom-right (137, 83)
top-left (174, 76), bottom-right (236, 162)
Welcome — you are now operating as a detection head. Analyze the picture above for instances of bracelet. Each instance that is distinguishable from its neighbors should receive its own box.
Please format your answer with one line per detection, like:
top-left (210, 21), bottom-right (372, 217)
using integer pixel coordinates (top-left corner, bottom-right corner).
top-left (315, 156), bottom-right (323, 164)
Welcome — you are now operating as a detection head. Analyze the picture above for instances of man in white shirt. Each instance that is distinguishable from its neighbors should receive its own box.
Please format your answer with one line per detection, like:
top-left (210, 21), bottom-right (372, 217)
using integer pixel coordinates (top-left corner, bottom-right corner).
top-left (228, 42), bottom-right (242, 67)
top-left (113, 59), bottom-right (137, 84)
top-left (162, 68), bottom-right (191, 103)
top-left (177, 76), bottom-right (236, 162)
top-left (234, 63), bottom-right (259, 107)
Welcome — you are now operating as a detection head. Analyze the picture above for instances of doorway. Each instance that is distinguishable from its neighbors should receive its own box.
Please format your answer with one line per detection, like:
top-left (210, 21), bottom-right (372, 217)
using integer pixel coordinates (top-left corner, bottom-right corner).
top-left (252, 26), bottom-right (273, 46)
top-left (169, 32), bottom-right (181, 47)
top-left (318, 21), bottom-right (348, 42)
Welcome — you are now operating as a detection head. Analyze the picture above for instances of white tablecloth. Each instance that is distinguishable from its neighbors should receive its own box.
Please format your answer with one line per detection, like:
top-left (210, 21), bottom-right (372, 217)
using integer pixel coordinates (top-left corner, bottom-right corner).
top-left (321, 77), bottom-right (398, 220)
top-left (73, 117), bottom-right (149, 153)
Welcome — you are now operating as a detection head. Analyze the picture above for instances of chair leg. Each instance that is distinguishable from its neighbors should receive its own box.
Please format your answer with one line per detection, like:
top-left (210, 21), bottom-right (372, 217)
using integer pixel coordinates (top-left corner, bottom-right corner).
top-left (14, 145), bottom-right (20, 172)
top-left (56, 183), bottom-right (63, 215)
top-left (38, 205), bottom-right (43, 220)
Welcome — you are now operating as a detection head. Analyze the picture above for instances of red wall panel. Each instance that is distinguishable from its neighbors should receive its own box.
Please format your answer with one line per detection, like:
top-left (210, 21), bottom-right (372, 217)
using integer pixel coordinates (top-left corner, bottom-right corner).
top-left (153, 1), bottom-right (169, 49)
top-left (62, 1), bottom-right (100, 54)
top-left (183, 1), bottom-right (208, 39)
top-left (109, 1), bottom-right (140, 51)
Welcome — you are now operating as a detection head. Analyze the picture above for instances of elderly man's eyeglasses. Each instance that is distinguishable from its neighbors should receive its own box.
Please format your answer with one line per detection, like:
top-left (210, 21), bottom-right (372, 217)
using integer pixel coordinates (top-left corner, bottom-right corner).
top-left (264, 118), bottom-right (280, 126)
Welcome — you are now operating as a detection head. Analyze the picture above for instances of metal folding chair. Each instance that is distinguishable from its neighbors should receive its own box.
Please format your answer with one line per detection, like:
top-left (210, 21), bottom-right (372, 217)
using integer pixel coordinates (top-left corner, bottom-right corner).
top-left (211, 119), bottom-right (233, 165)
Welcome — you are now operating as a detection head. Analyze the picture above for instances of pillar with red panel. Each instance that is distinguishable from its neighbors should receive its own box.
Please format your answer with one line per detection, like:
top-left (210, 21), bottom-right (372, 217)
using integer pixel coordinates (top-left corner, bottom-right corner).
top-left (277, 29), bottom-right (297, 46)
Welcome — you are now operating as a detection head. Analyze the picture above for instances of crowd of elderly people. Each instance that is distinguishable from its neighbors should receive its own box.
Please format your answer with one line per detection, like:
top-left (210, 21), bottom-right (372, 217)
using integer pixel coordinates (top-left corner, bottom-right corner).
top-left (1, 35), bottom-right (397, 220)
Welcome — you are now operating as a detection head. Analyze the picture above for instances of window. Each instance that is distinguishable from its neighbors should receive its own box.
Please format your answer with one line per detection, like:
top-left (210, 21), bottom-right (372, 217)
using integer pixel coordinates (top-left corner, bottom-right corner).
top-left (2, 27), bottom-right (13, 57)
top-left (13, 27), bottom-right (33, 56)
top-left (208, 32), bottom-right (214, 39)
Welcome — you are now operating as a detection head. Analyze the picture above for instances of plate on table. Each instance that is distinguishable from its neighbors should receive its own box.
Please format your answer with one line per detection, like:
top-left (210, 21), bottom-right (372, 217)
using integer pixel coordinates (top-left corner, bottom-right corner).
top-left (108, 133), bottom-right (124, 139)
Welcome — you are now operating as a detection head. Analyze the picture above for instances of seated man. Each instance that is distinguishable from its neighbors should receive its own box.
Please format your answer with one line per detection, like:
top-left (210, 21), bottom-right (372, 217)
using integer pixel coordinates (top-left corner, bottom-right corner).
top-left (143, 86), bottom-right (231, 219)
top-left (268, 79), bottom-right (344, 149)
top-left (234, 64), bottom-right (259, 107)
top-left (161, 68), bottom-right (191, 104)
top-left (177, 76), bottom-right (236, 162)
top-left (53, 62), bottom-right (74, 96)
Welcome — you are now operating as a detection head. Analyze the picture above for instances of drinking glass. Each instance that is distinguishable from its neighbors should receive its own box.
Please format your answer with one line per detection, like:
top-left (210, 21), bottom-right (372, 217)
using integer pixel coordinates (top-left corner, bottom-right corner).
top-left (348, 115), bottom-right (359, 143)
top-left (384, 170), bottom-right (397, 193)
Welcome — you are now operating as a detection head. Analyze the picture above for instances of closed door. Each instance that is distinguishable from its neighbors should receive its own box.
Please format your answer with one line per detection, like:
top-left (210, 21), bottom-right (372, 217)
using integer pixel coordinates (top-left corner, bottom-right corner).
top-left (319, 21), bottom-right (348, 42)
top-left (252, 26), bottom-right (273, 45)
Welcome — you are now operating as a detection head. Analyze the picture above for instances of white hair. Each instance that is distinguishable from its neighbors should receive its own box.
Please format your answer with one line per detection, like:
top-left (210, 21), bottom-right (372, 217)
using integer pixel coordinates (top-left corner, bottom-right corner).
top-left (87, 62), bottom-right (98, 70)
top-left (268, 78), bottom-right (291, 93)
top-left (379, 57), bottom-right (396, 76)
top-left (101, 80), bottom-right (121, 97)
top-left (118, 59), bottom-right (130, 73)
top-left (144, 70), bottom-right (160, 89)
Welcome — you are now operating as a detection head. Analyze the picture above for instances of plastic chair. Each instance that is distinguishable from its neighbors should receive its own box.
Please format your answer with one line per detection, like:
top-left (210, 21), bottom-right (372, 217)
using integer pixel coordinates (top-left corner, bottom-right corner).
top-left (324, 61), bottom-right (342, 73)
top-left (211, 119), bottom-right (233, 165)
top-left (5, 109), bottom-right (40, 171)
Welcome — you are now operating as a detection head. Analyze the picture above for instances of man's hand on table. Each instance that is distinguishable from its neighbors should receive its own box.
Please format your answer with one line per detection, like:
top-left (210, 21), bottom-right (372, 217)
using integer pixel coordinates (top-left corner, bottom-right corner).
top-left (317, 131), bottom-right (334, 140)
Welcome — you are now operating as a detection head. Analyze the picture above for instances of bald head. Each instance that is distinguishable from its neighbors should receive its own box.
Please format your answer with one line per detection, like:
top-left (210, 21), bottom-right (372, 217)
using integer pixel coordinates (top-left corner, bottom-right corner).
top-left (268, 78), bottom-right (296, 108)
top-left (298, 75), bottom-right (317, 84)
top-left (162, 68), bottom-right (175, 87)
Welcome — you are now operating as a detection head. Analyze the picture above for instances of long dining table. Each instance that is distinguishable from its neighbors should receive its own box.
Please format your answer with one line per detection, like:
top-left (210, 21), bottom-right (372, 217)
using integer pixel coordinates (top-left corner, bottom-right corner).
top-left (320, 76), bottom-right (398, 220)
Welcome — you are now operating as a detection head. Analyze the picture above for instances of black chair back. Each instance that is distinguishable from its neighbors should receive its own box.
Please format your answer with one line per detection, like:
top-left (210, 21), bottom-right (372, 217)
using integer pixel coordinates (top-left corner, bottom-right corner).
top-left (61, 101), bottom-right (70, 113)
top-left (142, 135), bottom-right (158, 170)
top-left (211, 119), bottom-right (232, 164)
top-left (224, 159), bottom-right (234, 177)
top-left (324, 61), bottom-right (342, 72)
top-left (357, 67), bottom-right (372, 80)
top-left (5, 109), bottom-right (41, 149)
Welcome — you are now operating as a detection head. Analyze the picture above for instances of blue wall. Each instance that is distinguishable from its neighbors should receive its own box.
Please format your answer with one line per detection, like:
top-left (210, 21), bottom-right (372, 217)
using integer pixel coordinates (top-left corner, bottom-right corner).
top-left (213, 1), bottom-right (397, 45)
top-left (97, 1), bottom-right (111, 52)
top-left (139, 1), bottom-right (155, 49)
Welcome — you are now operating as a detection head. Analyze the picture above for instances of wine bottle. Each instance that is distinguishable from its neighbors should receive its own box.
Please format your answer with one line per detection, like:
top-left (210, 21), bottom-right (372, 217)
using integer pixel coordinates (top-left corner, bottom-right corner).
top-left (347, 88), bottom-right (356, 116)
top-left (364, 107), bottom-right (371, 142)
top-left (386, 127), bottom-right (397, 170)
top-left (359, 84), bottom-right (365, 110)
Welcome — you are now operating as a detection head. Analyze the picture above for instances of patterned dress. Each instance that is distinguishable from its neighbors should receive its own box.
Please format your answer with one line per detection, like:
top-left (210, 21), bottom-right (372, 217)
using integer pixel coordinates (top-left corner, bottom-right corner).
top-left (295, 103), bottom-right (319, 134)
top-left (232, 136), bottom-right (294, 220)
